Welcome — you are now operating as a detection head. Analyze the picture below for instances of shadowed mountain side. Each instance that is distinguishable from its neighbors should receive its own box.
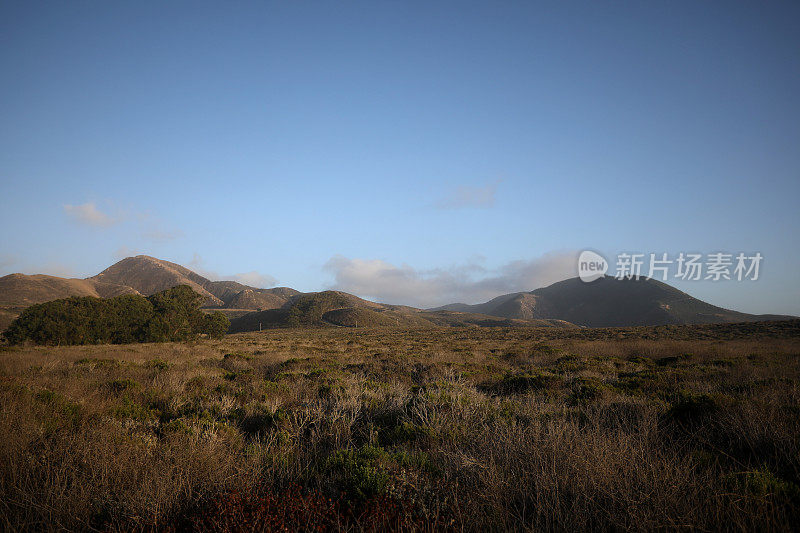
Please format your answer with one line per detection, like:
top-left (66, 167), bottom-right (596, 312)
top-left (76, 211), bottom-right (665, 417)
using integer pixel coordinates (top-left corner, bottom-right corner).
top-left (221, 287), bottom-right (301, 310)
top-left (433, 276), bottom-right (794, 327)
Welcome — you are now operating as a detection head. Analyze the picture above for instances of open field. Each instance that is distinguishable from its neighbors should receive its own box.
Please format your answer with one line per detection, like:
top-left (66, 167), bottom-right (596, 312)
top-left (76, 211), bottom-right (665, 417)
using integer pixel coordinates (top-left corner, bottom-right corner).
top-left (1, 321), bottom-right (799, 531)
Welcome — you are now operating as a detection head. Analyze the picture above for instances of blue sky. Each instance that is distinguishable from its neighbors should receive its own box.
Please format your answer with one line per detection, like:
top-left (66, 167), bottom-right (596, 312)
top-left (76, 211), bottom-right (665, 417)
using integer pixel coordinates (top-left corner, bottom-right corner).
top-left (1, 1), bottom-right (798, 314)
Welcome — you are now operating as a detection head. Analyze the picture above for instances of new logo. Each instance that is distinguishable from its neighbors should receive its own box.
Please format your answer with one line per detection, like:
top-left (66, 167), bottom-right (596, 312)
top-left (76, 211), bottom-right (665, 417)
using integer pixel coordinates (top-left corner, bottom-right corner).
top-left (578, 250), bottom-right (608, 282)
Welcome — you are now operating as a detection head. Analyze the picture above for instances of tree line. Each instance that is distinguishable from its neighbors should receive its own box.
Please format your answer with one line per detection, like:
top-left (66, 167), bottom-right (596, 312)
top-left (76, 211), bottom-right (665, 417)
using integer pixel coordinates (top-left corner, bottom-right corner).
top-left (2, 285), bottom-right (229, 345)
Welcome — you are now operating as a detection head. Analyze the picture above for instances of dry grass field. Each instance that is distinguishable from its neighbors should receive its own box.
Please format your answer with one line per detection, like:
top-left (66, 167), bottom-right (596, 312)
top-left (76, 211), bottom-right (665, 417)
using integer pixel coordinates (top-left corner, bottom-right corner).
top-left (1, 322), bottom-right (799, 531)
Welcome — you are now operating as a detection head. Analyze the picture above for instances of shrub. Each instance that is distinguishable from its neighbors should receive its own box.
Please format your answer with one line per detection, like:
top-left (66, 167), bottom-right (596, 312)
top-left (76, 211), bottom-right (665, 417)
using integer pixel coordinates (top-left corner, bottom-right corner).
top-left (325, 445), bottom-right (391, 501)
top-left (3, 285), bottom-right (228, 345)
top-left (667, 392), bottom-right (721, 424)
top-left (489, 371), bottom-right (563, 395)
top-left (569, 377), bottom-right (608, 404)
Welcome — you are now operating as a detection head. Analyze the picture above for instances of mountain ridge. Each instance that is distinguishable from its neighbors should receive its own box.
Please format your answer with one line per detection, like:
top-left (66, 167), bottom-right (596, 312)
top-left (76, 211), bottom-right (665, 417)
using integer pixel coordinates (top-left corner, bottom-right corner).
top-left (1, 256), bottom-right (794, 332)
top-left (431, 275), bottom-right (792, 327)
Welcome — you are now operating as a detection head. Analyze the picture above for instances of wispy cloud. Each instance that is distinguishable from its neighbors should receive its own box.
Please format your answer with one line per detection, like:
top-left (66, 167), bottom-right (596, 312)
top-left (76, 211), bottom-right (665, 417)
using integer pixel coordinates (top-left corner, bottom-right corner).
top-left (63, 202), bottom-right (118, 227)
top-left (435, 180), bottom-right (500, 210)
top-left (324, 251), bottom-right (578, 308)
top-left (189, 254), bottom-right (277, 288)
top-left (231, 271), bottom-right (278, 288)
top-left (62, 201), bottom-right (183, 243)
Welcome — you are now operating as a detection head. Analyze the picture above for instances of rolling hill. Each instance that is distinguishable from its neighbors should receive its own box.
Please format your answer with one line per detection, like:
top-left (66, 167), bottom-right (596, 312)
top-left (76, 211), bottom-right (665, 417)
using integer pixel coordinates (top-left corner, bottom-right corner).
top-left (0, 273), bottom-right (142, 331)
top-left (432, 275), bottom-right (793, 327)
top-left (1, 257), bottom-right (793, 333)
top-left (228, 290), bottom-right (577, 332)
top-left (0, 273), bottom-right (139, 306)
top-left (0, 256), bottom-right (300, 330)
top-left (90, 256), bottom-right (223, 306)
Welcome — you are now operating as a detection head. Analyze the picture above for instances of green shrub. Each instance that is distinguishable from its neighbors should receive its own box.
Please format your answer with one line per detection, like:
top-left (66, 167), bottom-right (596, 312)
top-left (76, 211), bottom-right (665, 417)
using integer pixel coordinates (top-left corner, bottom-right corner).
top-left (570, 377), bottom-right (608, 404)
top-left (325, 445), bottom-right (391, 500)
top-left (489, 371), bottom-right (563, 395)
top-left (667, 392), bottom-right (727, 423)
top-left (727, 468), bottom-right (800, 500)
top-left (146, 359), bottom-right (171, 371)
top-left (3, 285), bottom-right (228, 346)
top-left (656, 353), bottom-right (693, 366)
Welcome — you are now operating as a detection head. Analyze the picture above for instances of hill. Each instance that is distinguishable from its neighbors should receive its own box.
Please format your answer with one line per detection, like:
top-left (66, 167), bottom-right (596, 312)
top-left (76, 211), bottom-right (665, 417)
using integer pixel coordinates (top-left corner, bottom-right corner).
top-left (2, 258), bottom-right (794, 333)
top-left (433, 276), bottom-right (793, 327)
top-left (0, 273), bottom-right (138, 306)
top-left (222, 287), bottom-right (301, 310)
top-left (0, 256), bottom-right (302, 330)
top-left (0, 273), bottom-right (140, 331)
top-left (90, 256), bottom-right (223, 306)
top-left (228, 290), bottom-right (578, 332)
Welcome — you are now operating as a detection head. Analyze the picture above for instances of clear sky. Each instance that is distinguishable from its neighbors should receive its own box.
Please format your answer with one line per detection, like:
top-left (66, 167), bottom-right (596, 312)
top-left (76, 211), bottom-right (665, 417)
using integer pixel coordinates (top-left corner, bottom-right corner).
top-left (1, 1), bottom-right (798, 314)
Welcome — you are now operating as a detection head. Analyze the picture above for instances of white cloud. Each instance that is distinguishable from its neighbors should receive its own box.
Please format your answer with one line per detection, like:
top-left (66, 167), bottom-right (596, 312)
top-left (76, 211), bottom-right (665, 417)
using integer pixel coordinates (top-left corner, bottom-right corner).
top-left (188, 254), bottom-right (276, 288)
top-left (436, 180), bottom-right (500, 210)
top-left (63, 203), bottom-right (117, 227)
top-left (324, 251), bottom-right (578, 308)
top-left (231, 271), bottom-right (278, 288)
top-left (62, 200), bottom-right (183, 243)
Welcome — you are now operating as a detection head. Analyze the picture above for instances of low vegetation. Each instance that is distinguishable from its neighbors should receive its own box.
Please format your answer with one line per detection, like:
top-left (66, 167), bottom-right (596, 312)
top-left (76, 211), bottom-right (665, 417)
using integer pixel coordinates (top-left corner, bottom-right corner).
top-left (0, 322), bottom-right (798, 530)
top-left (3, 285), bottom-right (229, 345)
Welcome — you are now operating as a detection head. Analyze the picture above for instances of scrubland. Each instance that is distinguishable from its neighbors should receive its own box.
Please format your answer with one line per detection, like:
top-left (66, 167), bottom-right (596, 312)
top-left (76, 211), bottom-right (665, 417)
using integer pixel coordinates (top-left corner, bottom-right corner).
top-left (1, 322), bottom-right (799, 531)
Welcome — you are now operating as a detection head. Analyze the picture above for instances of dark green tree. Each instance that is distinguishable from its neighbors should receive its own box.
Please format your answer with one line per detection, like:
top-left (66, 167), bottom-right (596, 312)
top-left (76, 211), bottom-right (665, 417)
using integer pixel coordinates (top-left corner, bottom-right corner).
top-left (2, 285), bottom-right (221, 345)
top-left (146, 285), bottom-right (206, 342)
top-left (202, 311), bottom-right (230, 339)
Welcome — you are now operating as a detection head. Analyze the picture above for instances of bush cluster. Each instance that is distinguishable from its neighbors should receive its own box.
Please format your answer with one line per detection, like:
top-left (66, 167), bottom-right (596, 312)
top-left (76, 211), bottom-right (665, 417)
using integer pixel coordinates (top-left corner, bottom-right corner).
top-left (3, 285), bottom-right (229, 345)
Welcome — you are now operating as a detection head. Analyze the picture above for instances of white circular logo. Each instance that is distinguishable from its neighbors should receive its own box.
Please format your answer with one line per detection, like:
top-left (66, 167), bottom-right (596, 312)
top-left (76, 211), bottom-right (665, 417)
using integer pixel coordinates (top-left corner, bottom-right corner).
top-left (578, 250), bottom-right (608, 282)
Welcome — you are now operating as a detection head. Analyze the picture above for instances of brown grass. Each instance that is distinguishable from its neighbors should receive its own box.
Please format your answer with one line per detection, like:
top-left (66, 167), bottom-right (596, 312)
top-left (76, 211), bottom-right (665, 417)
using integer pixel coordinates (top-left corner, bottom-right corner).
top-left (1, 323), bottom-right (799, 531)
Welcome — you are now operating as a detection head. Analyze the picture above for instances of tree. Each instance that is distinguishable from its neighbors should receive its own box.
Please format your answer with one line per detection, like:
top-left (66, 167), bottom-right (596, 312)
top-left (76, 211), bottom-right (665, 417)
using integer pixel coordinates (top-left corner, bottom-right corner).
top-left (146, 285), bottom-right (206, 342)
top-left (202, 311), bottom-right (230, 339)
top-left (2, 285), bottom-right (218, 345)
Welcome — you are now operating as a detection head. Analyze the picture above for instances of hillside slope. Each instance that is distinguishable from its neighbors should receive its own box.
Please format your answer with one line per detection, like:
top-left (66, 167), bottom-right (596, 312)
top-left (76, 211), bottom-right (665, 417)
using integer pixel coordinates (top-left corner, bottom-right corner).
top-left (3, 258), bottom-right (794, 333)
top-left (0, 273), bottom-right (139, 306)
top-left (0, 256), bottom-right (301, 329)
top-left (90, 256), bottom-right (223, 306)
top-left (228, 290), bottom-right (577, 332)
top-left (0, 273), bottom-right (141, 331)
top-left (434, 276), bottom-right (792, 327)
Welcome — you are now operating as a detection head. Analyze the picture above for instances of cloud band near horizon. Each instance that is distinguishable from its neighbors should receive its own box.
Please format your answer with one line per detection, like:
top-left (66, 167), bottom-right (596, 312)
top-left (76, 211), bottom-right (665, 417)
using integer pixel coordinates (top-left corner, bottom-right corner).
top-left (324, 251), bottom-right (578, 308)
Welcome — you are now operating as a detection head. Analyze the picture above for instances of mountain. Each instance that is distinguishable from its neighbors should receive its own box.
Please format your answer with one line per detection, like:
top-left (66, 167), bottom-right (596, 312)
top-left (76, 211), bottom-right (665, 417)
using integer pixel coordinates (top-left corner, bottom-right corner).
top-left (91, 256), bottom-right (223, 306)
top-left (0, 256), bottom-right (300, 330)
top-left (90, 256), bottom-right (301, 310)
top-left (0, 273), bottom-right (138, 306)
top-left (0, 273), bottom-right (142, 331)
top-left (2, 257), bottom-right (794, 333)
top-left (432, 276), bottom-right (793, 327)
top-left (228, 290), bottom-right (577, 332)
top-left (221, 287), bottom-right (301, 310)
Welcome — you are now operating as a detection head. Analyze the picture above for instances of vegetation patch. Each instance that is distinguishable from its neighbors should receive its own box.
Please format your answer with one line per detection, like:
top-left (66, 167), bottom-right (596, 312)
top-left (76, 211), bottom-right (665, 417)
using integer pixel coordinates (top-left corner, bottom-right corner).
top-left (3, 285), bottom-right (229, 345)
top-left (486, 371), bottom-right (563, 395)
top-left (324, 445), bottom-right (392, 501)
top-left (656, 353), bottom-right (693, 366)
top-left (569, 377), bottom-right (609, 404)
